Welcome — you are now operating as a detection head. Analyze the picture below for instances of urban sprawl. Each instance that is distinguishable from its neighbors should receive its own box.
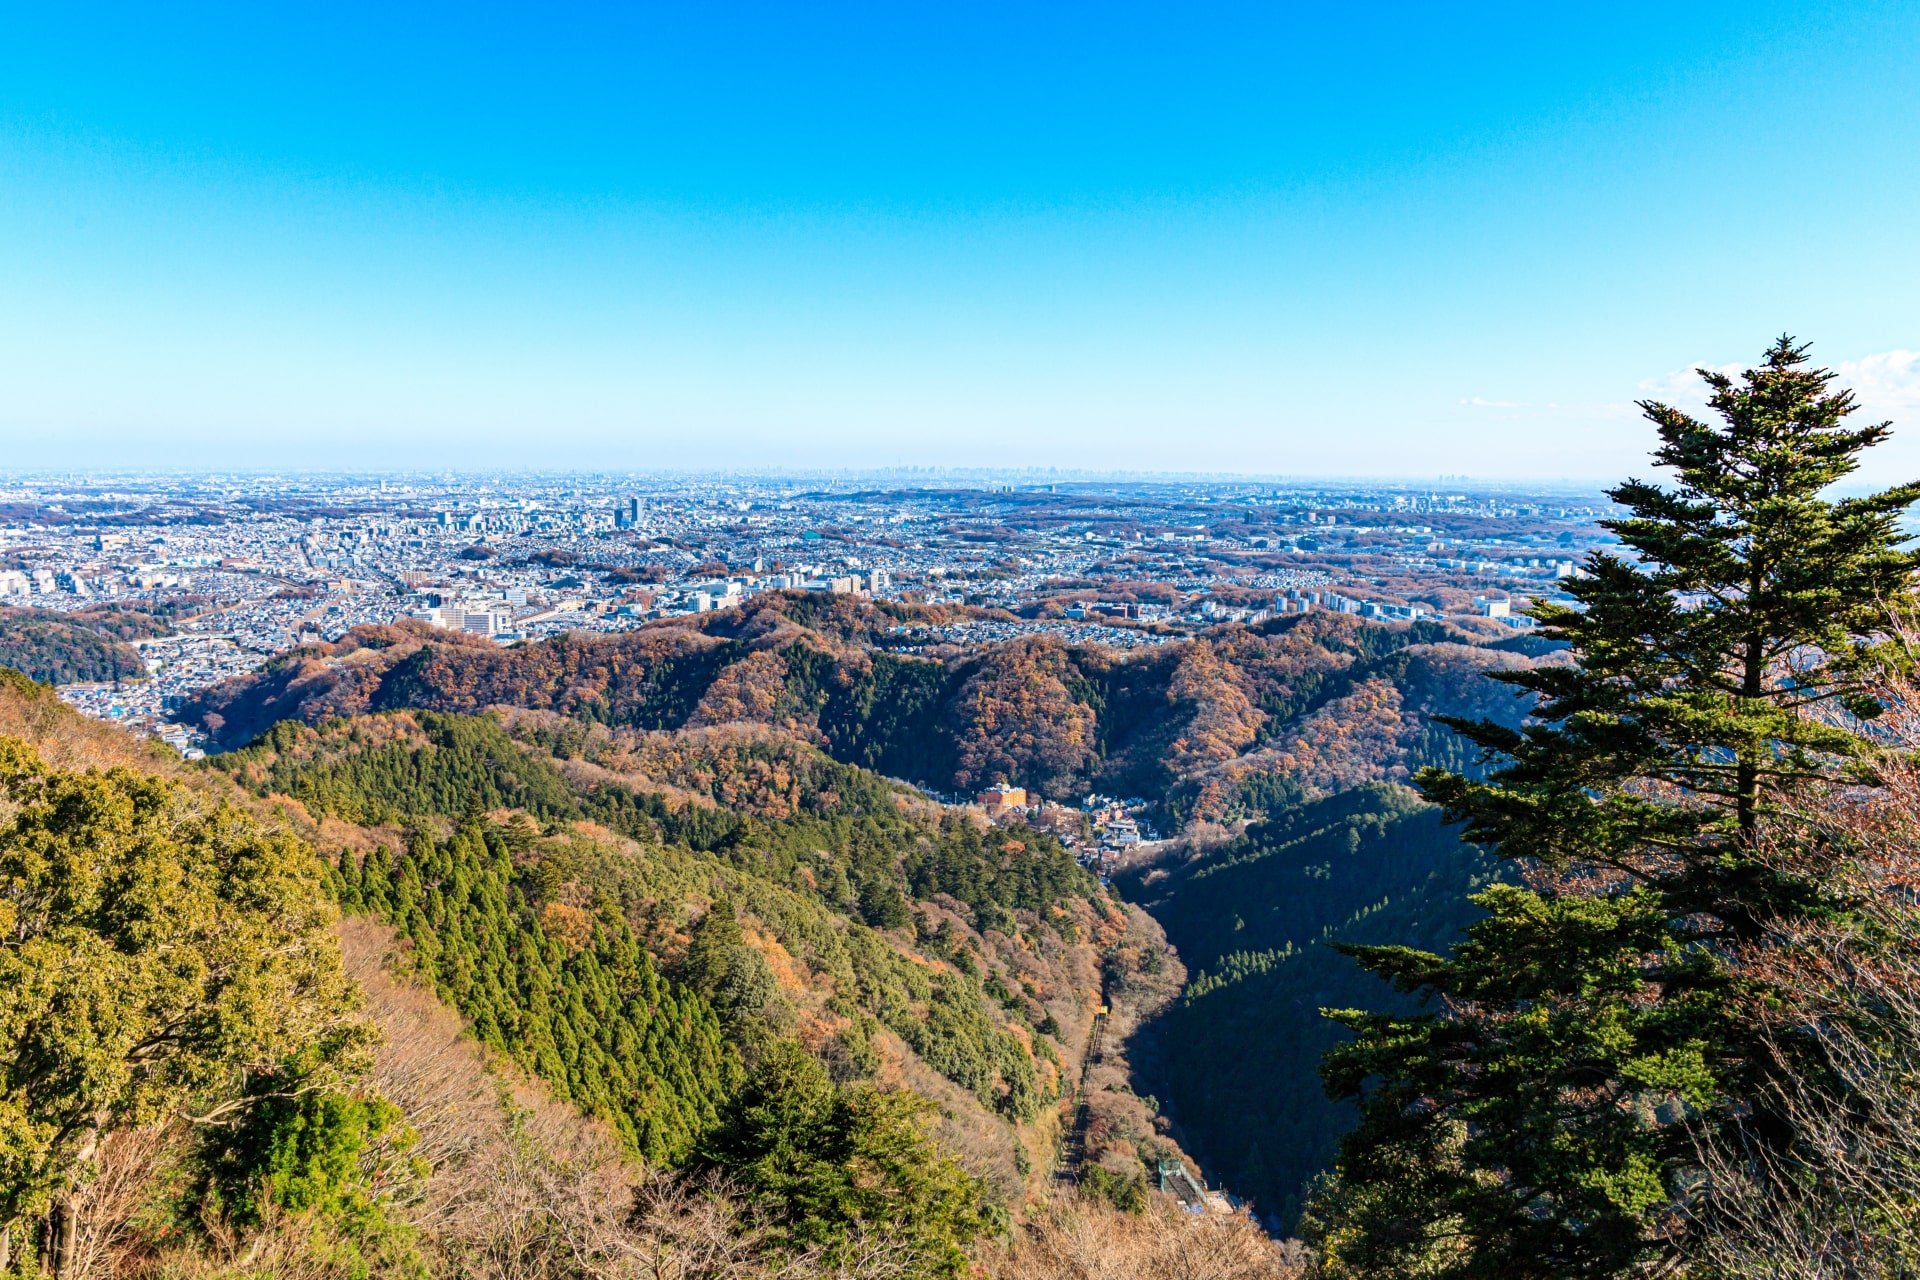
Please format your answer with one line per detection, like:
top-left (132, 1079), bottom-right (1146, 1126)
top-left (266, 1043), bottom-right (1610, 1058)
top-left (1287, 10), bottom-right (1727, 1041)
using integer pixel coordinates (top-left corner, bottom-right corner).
top-left (1, 471), bottom-right (1605, 842)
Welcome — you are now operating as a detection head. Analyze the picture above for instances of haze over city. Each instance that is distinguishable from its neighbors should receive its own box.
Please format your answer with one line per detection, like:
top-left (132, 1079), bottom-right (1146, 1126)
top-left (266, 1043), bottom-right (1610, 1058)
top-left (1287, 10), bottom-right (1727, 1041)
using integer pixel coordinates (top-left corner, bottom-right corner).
top-left (4, 2), bottom-right (1918, 479)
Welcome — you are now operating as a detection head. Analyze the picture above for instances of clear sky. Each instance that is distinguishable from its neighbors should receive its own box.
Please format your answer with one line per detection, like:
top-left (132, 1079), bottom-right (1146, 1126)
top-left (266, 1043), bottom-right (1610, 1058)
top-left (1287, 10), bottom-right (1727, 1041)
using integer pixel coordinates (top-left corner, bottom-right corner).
top-left (3, 2), bottom-right (1918, 481)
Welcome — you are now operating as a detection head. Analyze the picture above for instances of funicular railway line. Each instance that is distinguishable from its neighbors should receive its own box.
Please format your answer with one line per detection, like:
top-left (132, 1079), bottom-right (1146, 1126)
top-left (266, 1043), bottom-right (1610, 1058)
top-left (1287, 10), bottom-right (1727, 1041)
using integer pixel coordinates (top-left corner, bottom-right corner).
top-left (1053, 988), bottom-right (1108, 1184)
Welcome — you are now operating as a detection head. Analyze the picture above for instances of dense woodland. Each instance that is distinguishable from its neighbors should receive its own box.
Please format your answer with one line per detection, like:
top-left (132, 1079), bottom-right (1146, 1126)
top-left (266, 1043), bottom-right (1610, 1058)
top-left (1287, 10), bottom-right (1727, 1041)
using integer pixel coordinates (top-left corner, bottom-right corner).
top-left (181, 598), bottom-right (1544, 825)
top-left (0, 606), bottom-right (160, 685)
top-left (165, 586), bottom-right (1554, 1243)
top-left (167, 582), bottom-right (1557, 1240)
top-left (0, 665), bottom-right (1241, 1280)
top-left (331, 819), bottom-right (743, 1166)
top-left (1116, 786), bottom-right (1503, 1227)
top-left (215, 709), bottom-right (1097, 1128)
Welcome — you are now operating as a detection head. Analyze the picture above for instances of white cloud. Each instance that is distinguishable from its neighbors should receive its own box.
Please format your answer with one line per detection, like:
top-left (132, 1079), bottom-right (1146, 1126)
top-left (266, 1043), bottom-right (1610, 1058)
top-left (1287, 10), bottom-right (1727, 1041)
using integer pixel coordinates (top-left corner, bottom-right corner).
top-left (1636, 361), bottom-right (1745, 413)
top-left (1838, 350), bottom-right (1920, 418)
top-left (1638, 352), bottom-right (1920, 424)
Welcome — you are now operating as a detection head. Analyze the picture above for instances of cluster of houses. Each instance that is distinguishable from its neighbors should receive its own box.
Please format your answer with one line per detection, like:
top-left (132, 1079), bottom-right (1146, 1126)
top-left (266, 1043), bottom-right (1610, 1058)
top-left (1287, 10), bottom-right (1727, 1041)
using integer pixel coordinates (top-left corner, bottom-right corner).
top-left (970, 783), bottom-right (1158, 880)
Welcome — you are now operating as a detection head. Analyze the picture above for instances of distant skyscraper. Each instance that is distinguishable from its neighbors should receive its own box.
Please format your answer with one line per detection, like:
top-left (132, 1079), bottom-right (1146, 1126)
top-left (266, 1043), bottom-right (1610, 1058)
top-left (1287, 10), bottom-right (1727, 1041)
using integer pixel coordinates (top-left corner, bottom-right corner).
top-left (617, 496), bottom-right (641, 528)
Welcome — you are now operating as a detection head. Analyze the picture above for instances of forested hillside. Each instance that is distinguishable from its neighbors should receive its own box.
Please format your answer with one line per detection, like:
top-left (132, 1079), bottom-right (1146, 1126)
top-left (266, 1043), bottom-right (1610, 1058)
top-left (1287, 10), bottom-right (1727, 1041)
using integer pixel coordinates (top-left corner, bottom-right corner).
top-left (182, 594), bottom-right (1546, 825)
top-left (0, 605), bottom-right (155, 685)
top-left (212, 693), bottom-right (1506, 1235)
top-left (166, 592), bottom-right (1556, 1234)
top-left (2, 664), bottom-right (1286, 1279)
top-left (1115, 787), bottom-right (1504, 1227)
top-left (208, 707), bottom-right (1140, 1182)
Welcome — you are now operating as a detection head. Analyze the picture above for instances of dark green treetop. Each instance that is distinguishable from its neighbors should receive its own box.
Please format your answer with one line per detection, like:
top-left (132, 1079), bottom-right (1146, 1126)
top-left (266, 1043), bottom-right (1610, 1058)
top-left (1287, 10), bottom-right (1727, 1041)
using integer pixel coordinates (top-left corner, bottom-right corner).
top-left (1309, 338), bottom-right (1920, 1279)
top-left (1445, 335), bottom-right (1920, 921)
top-left (695, 1042), bottom-right (996, 1279)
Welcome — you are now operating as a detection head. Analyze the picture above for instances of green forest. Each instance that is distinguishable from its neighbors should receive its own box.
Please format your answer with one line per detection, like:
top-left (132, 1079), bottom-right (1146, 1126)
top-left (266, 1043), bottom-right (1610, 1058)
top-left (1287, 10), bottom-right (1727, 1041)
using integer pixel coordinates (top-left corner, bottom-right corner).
top-left (0, 606), bottom-right (152, 685)
top-left (1116, 786), bottom-right (1502, 1227)
top-left (214, 709), bottom-right (1095, 1124)
top-left (330, 819), bottom-right (742, 1165)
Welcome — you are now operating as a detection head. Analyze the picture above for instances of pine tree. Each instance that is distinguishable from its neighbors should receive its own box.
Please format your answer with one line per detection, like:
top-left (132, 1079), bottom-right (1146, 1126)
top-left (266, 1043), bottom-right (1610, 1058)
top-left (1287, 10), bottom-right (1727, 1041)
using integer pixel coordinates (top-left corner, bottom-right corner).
top-left (1311, 338), bottom-right (1920, 1279)
top-left (696, 1042), bottom-right (995, 1278)
top-left (351, 820), bottom-right (741, 1166)
top-left (685, 893), bottom-right (743, 997)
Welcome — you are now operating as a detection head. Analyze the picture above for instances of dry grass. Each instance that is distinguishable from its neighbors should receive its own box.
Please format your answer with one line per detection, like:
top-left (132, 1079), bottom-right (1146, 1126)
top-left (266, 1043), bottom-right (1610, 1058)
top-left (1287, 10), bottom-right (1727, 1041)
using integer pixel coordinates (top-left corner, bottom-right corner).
top-left (59, 1127), bottom-right (191, 1279)
top-left (0, 674), bottom-right (187, 777)
top-left (986, 1193), bottom-right (1311, 1280)
top-left (1682, 678), bottom-right (1920, 1278)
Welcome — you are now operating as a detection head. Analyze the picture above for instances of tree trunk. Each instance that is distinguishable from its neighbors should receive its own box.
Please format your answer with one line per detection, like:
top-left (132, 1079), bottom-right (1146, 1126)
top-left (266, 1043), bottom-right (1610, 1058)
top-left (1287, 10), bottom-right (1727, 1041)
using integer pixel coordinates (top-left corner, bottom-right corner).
top-left (47, 1117), bottom-right (106, 1280)
top-left (49, 1194), bottom-right (77, 1280)
top-left (1739, 625), bottom-right (1765, 842)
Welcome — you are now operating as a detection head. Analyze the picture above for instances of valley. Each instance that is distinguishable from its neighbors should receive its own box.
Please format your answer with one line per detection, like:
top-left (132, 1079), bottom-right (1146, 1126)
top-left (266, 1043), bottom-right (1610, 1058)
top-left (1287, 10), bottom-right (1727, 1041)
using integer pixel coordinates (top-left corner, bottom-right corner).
top-left (167, 589), bottom-right (1553, 1227)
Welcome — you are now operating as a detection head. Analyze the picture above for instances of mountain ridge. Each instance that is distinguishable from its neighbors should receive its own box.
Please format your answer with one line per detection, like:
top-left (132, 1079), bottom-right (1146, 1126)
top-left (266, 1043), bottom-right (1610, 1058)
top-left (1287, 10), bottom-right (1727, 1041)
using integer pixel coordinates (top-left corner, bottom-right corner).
top-left (182, 593), bottom-right (1549, 828)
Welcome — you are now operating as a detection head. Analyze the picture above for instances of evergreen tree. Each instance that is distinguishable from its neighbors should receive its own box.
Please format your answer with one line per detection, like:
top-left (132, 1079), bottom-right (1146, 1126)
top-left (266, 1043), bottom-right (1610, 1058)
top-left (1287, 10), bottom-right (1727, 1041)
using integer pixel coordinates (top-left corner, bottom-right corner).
top-left (695, 1042), bottom-right (996, 1279)
top-left (685, 893), bottom-right (744, 997)
top-left (200, 1086), bottom-right (427, 1280)
top-left (1312, 338), bottom-right (1920, 1278)
top-left (0, 732), bottom-right (367, 1274)
top-left (349, 821), bottom-right (742, 1166)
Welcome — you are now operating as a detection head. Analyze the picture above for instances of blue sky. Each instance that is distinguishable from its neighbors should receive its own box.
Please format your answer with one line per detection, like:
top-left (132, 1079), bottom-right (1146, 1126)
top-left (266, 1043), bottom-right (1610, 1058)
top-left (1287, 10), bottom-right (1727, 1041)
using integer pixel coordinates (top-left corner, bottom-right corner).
top-left (2, 2), bottom-right (1918, 480)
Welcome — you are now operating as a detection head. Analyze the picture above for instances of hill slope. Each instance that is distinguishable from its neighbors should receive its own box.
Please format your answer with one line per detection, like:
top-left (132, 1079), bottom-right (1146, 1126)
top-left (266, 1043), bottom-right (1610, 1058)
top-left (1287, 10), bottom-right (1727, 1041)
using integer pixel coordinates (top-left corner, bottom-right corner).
top-left (0, 606), bottom-right (151, 685)
top-left (166, 595), bottom-right (1553, 1225)
top-left (181, 594), bottom-right (1546, 827)
top-left (1116, 786), bottom-right (1505, 1227)
top-left (207, 705), bottom-right (1183, 1201)
top-left (3, 667), bottom-right (1275, 1276)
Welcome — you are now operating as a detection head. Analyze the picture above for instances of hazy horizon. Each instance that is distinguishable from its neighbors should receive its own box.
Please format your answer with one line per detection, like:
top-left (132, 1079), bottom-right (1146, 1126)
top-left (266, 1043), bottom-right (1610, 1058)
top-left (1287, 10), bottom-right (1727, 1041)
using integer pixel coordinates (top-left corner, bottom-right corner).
top-left (0, 466), bottom-right (1614, 489)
